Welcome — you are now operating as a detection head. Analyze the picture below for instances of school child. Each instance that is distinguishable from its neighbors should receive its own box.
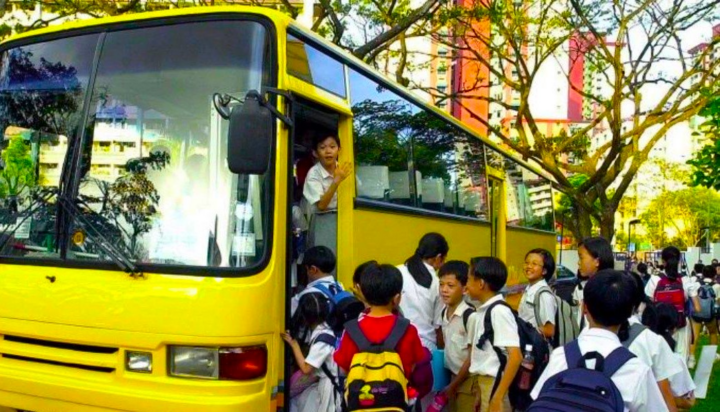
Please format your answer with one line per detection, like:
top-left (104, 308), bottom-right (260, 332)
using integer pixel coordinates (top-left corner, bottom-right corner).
top-left (291, 246), bottom-right (339, 317)
top-left (436, 260), bottom-right (474, 411)
top-left (352, 260), bottom-right (378, 308)
top-left (572, 237), bottom-right (615, 329)
top-left (397, 232), bottom-right (448, 351)
top-left (334, 263), bottom-right (426, 410)
top-left (519, 248), bottom-right (557, 341)
top-left (638, 262), bottom-right (652, 286)
top-left (651, 303), bottom-right (696, 410)
top-left (621, 272), bottom-right (682, 411)
top-left (302, 134), bottom-right (351, 213)
top-left (696, 265), bottom-right (719, 346)
top-left (465, 257), bottom-right (521, 412)
top-left (645, 246), bottom-right (701, 365)
top-left (282, 293), bottom-right (342, 412)
top-left (531, 270), bottom-right (668, 412)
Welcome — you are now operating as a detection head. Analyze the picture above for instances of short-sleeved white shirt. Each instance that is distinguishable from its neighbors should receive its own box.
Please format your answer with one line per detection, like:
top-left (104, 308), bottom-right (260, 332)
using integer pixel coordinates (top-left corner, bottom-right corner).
top-left (626, 315), bottom-right (683, 382)
top-left (518, 280), bottom-right (557, 329)
top-left (441, 300), bottom-right (474, 375)
top-left (467, 295), bottom-right (520, 377)
top-left (668, 352), bottom-right (695, 397)
top-left (306, 323), bottom-right (338, 377)
top-left (531, 328), bottom-right (669, 412)
top-left (303, 162), bottom-right (336, 211)
top-left (398, 262), bottom-right (443, 350)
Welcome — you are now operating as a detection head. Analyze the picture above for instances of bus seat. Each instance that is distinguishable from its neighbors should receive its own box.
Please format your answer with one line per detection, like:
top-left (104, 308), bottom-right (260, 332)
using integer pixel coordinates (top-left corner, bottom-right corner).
top-left (356, 165), bottom-right (389, 199)
top-left (422, 178), bottom-right (444, 204)
top-left (444, 187), bottom-right (455, 209)
top-left (389, 171), bottom-right (422, 200)
top-left (463, 191), bottom-right (481, 214)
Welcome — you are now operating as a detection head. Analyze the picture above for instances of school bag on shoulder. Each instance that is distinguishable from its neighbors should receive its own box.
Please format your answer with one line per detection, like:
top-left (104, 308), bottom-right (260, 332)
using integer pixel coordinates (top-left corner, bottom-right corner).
top-left (692, 283), bottom-right (717, 323)
top-left (477, 300), bottom-right (550, 411)
top-left (620, 323), bottom-right (647, 348)
top-left (653, 276), bottom-right (687, 328)
top-left (533, 286), bottom-right (579, 347)
top-left (343, 317), bottom-right (410, 412)
top-left (441, 304), bottom-right (475, 332)
top-left (313, 333), bottom-right (348, 412)
top-left (528, 340), bottom-right (635, 412)
top-left (313, 281), bottom-right (366, 335)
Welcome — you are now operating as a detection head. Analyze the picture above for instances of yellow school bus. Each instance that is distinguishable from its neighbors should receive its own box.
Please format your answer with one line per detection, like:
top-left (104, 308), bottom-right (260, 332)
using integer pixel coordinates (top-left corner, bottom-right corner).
top-left (0, 6), bottom-right (556, 411)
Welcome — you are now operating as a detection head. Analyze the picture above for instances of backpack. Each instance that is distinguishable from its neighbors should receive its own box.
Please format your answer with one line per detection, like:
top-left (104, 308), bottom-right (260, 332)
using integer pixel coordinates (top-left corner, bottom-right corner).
top-left (343, 317), bottom-right (410, 412)
top-left (313, 281), bottom-right (366, 335)
top-left (620, 323), bottom-right (647, 348)
top-left (313, 333), bottom-right (348, 411)
top-left (533, 286), bottom-right (579, 347)
top-left (477, 300), bottom-right (550, 411)
top-left (692, 283), bottom-right (717, 323)
top-left (441, 304), bottom-right (475, 332)
top-left (653, 276), bottom-right (687, 328)
top-left (528, 340), bottom-right (635, 412)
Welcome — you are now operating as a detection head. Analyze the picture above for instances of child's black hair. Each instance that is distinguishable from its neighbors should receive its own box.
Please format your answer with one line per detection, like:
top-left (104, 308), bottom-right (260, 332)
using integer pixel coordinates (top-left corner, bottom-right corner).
top-left (404, 232), bottom-right (449, 289)
top-left (303, 246), bottom-right (336, 274)
top-left (694, 263), bottom-right (705, 276)
top-left (637, 262), bottom-right (648, 275)
top-left (619, 271), bottom-right (658, 341)
top-left (702, 264), bottom-right (715, 281)
top-left (579, 237), bottom-right (615, 272)
top-left (651, 302), bottom-right (679, 352)
top-left (471, 257), bottom-right (507, 292)
top-left (661, 246), bottom-right (681, 280)
top-left (360, 263), bottom-right (403, 306)
top-left (438, 260), bottom-right (470, 285)
top-left (584, 269), bottom-right (635, 328)
top-left (526, 248), bottom-right (556, 282)
top-left (313, 134), bottom-right (341, 150)
top-left (290, 292), bottom-right (331, 342)
top-left (353, 260), bottom-right (378, 286)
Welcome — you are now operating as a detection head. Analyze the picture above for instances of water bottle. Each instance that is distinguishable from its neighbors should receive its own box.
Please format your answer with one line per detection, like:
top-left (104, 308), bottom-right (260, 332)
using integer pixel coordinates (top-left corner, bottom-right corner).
top-left (425, 392), bottom-right (448, 412)
top-left (517, 344), bottom-right (535, 390)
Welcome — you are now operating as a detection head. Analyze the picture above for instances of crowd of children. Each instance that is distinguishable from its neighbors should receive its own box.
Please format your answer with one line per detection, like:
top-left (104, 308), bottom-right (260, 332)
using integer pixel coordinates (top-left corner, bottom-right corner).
top-left (283, 233), bottom-right (712, 412)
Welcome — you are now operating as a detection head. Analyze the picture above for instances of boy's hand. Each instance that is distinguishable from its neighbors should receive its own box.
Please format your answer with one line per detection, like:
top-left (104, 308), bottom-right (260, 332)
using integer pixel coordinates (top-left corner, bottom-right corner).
top-left (488, 396), bottom-right (502, 412)
top-left (281, 331), bottom-right (299, 349)
top-left (334, 162), bottom-right (352, 184)
top-left (444, 383), bottom-right (458, 399)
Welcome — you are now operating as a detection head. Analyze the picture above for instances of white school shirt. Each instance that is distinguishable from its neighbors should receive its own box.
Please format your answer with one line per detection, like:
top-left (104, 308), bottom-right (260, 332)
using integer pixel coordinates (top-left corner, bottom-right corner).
top-left (572, 280), bottom-right (587, 328)
top-left (441, 300), bottom-right (473, 375)
top-left (398, 262), bottom-right (443, 350)
top-left (626, 315), bottom-right (682, 382)
top-left (668, 352), bottom-right (695, 397)
top-left (291, 322), bottom-right (341, 412)
top-left (530, 328), bottom-right (668, 412)
top-left (467, 295), bottom-right (520, 377)
top-left (303, 162), bottom-right (337, 212)
top-left (291, 275), bottom-right (339, 317)
top-left (645, 274), bottom-right (699, 361)
top-left (518, 280), bottom-right (557, 329)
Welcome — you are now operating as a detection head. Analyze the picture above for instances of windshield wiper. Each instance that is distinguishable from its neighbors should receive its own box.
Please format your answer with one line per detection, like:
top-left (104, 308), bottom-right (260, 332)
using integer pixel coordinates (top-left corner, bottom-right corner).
top-left (57, 196), bottom-right (142, 277)
top-left (0, 189), bottom-right (57, 253)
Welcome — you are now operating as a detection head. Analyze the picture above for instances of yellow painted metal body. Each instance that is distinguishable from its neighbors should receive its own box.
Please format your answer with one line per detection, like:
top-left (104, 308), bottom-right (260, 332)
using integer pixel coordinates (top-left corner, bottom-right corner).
top-left (0, 6), bottom-right (555, 411)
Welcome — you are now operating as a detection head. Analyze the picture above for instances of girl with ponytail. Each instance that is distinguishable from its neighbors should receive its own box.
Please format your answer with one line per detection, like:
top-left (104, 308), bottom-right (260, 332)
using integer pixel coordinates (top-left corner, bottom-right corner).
top-left (645, 246), bottom-right (701, 364)
top-left (397, 232), bottom-right (449, 350)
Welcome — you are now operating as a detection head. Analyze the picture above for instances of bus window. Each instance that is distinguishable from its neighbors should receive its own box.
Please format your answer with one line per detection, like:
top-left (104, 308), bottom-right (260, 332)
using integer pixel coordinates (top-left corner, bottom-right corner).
top-left (67, 21), bottom-right (272, 271)
top-left (0, 34), bottom-right (99, 258)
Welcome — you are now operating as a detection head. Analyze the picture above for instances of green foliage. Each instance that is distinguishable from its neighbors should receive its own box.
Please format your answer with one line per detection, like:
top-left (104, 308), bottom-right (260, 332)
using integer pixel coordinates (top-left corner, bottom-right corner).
top-left (0, 135), bottom-right (36, 198)
top-left (689, 89), bottom-right (720, 190)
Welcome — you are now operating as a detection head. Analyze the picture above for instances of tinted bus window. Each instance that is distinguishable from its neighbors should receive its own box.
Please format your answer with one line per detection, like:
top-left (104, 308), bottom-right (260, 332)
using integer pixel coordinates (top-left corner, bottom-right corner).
top-left (287, 34), bottom-right (346, 98)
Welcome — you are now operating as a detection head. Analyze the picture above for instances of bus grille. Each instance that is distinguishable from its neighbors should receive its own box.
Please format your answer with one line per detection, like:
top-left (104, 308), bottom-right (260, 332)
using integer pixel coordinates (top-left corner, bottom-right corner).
top-left (0, 334), bottom-right (118, 373)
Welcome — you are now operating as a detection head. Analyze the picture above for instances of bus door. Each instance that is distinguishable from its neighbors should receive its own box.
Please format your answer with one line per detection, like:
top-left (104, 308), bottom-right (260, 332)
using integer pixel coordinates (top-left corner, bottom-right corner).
top-left (488, 176), bottom-right (504, 258)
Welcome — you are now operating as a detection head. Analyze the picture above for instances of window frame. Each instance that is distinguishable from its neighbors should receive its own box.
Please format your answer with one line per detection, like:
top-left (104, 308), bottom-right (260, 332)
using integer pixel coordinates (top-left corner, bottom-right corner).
top-left (286, 33), bottom-right (347, 98)
top-left (0, 13), bottom-right (279, 278)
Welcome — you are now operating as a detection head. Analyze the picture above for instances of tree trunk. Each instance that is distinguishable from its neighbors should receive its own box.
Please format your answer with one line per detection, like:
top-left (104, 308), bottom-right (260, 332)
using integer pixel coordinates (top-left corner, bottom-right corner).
top-left (599, 210), bottom-right (615, 243)
top-left (569, 205), bottom-right (594, 243)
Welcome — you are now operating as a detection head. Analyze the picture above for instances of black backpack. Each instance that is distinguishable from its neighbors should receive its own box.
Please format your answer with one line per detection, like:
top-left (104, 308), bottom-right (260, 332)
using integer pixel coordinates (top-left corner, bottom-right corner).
top-left (313, 281), bottom-right (365, 335)
top-left (477, 300), bottom-right (550, 411)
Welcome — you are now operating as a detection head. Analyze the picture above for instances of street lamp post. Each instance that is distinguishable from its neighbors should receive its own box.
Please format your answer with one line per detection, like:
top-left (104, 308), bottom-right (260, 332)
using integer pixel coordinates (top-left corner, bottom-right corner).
top-left (628, 218), bottom-right (641, 255)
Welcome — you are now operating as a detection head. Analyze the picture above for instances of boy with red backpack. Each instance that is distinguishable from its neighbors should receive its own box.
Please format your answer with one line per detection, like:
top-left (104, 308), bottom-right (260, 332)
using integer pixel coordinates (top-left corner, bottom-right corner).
top-left (644, 246), bottom-right (701, 365)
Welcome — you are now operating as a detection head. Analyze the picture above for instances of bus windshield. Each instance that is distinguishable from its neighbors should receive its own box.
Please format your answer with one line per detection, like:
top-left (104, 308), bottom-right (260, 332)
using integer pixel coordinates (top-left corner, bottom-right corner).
top-left (0, 19), bottom-right (273, 272)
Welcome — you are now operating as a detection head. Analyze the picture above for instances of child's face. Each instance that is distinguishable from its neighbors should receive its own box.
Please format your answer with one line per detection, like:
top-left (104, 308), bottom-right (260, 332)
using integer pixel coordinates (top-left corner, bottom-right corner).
top-left (439, 274), bottom-right (465, 306)
top-left (524, 253), bottom-right (546, 283)
top-left (314, 137), bottom-right (340, 168)
top-left (578, 245), bottom-right (599, 277)
top-left (465, 270), bottom-right (485, 300)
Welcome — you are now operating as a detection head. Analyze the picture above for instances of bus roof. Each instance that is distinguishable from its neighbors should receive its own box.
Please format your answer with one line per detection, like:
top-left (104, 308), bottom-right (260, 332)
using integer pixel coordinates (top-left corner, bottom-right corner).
top-left (2, 5), bottom-right (557, 186)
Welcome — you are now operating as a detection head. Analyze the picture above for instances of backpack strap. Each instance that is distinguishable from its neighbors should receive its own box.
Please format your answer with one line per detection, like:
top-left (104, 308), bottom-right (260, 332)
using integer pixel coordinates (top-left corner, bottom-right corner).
top-left (320, 363), bottom-right (348, 412)
top-left (312, 282), bottom-right (336, 301)
top-left (476, 300), bottom-right (513, 400)
top-left (313, 333), bottom-right (337, 348)
top-left (564, 340), bottom-right (583, 369)
top-left (381, 317), bottom-right (411, 352)
top-left (621, 323), bottom-right (647, 348)
top-left (532, 286), bottom-right (554, 328)
top-left (344, 317), bottom-right (409, 353)
top-left (344, 319), bottom-right (372, 352)
top-left (601, 346), bottom-right (635, 378)
top-left (462, 306), bottom-right (475, 332)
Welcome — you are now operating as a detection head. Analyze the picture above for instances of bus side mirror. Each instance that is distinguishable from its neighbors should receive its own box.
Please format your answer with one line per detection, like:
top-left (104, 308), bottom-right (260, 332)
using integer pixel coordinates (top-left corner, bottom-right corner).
top-left (227, 91), bottom-right (273, 175)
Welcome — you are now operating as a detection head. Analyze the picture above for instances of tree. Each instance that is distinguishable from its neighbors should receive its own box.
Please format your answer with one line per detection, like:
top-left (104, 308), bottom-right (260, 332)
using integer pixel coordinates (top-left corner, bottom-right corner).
top-left (641, 187), bottom-right (720, 250)
top-left (688, 88), bottom-right (720, 190)
top-left (0, 135), bottom-right (36, 200)
top-left (431, 0), bottom-right (720, 242)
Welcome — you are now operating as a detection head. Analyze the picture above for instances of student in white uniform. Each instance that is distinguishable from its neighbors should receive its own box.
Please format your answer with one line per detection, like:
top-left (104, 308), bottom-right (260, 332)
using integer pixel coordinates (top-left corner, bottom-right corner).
top-left (302, 135), bottom-right (351, 214)
top-left (282, 293), bottom-right (341, 412)
top-left (532, 270), bottom-right (668, 412)
top-left (622, 272), bottom-right (682, 411)
top-left (290, 246), bottom-right (340, 317)
top-left (573, 237), bottom-right (615, 329)
top-left (645, 246), bottom-right (700, 364)
top-left (518, 248), bottom-right (557, 341)
top-left (397, 232), bottom-right (448, 351)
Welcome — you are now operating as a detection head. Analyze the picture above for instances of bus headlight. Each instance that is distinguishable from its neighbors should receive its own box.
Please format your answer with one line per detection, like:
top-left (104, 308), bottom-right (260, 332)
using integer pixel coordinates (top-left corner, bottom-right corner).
top-left (169, 345), bottom-right (267, 380)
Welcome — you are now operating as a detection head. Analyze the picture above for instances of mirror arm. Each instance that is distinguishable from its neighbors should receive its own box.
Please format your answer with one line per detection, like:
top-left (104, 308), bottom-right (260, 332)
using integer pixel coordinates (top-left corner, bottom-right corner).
top-left (252, 88), bottom-right (293, 128)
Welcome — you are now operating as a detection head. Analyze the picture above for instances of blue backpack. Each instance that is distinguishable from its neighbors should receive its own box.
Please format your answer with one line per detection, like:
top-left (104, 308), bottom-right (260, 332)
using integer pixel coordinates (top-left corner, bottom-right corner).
top-left (312, 282), bottom-right (365, 335)
top-left (528, 340), bottom-right (635, 412)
